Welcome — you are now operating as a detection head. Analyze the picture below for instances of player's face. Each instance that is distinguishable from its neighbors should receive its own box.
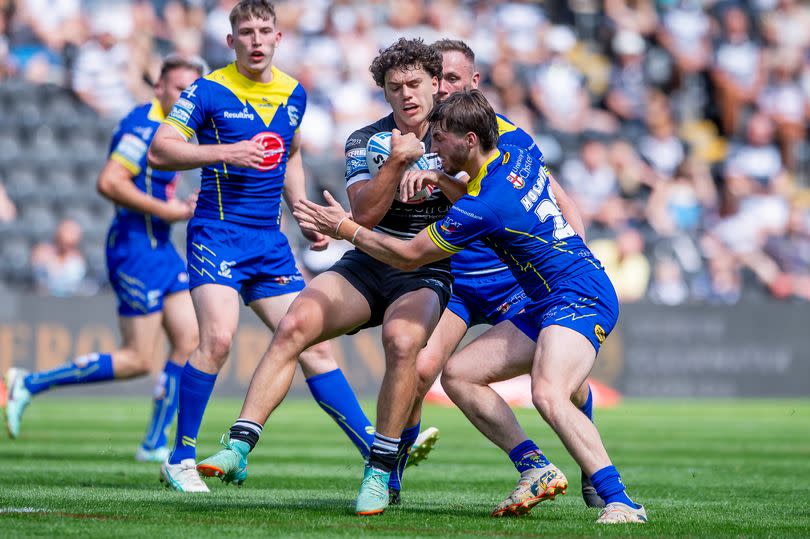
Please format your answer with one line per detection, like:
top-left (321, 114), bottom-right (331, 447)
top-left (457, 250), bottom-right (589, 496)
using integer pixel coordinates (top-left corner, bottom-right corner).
top-left (437, 50), bottom-right (479, 102)
top-left (227, 16), bottom-right (281, 76)
top-left (383, 66), bottom-right (439, 130)
top-left (431, 125), bottom-right (470, 176)
top-left (155, 67), bottom-right (201, 117)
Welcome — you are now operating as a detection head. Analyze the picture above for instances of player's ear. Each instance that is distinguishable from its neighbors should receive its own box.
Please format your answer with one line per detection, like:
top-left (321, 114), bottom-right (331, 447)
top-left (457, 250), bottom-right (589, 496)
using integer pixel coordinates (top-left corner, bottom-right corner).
top-left (466, 132), bottom-right (477, 148)
top-left (471, 71), bottom-right (481, 88)
top-left (226, 33), bottom-right (234, 49)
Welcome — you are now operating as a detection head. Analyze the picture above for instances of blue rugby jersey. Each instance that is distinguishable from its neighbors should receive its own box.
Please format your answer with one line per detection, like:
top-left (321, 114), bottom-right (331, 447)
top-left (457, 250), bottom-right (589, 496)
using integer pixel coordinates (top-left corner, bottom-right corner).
top-left (108, 99), bottom-right (178, 248)
top-left (429, 145), bottom-right (603, 302)
top-left (449, 114), bottom-right (558, 277)
top-left (163, 63), bottom-right (306, 226)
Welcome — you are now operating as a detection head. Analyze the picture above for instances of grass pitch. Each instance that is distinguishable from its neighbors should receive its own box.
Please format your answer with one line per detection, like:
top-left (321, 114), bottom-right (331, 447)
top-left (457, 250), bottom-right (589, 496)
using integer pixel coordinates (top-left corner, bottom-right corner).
top-left (0, 398), bottom-right (808, 538)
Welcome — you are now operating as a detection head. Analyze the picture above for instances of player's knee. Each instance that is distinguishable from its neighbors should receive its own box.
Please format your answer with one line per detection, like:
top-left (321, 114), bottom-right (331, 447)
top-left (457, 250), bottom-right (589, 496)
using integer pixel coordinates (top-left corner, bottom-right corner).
top-left (531, 382), bottom-right (566, 424)
top-left (439, 364), bottom-right (464, 399)
top-left (200, 330), bottom-right (233, 362)
top-left (173, 331), bottom-right (199, 359)
top-left (382, 333), bottom-right (421, 366)
top-left (275, 310), bottom-right (316, 350)
top-left (415, 349), bottom-right (443, 394)
top-left (123, 348), bottom-right (152, 377)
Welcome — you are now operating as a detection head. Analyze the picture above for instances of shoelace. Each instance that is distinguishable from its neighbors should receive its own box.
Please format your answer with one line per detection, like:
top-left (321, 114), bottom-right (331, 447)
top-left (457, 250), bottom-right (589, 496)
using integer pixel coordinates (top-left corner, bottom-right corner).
top-left (363, 473), bottom-right (389, 499)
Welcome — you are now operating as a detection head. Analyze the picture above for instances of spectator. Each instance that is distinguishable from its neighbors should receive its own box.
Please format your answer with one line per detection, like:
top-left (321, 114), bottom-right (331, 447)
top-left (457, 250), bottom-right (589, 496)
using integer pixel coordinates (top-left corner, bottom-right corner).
top-left (604, 0), bottom-right (658, 37)
top-left (605, 30), bottom-right (649, 131)
top-left (30, 219), bottom-right (92, 296)
top-left (657, 1), bottom-right (712, 85)
top-left (648, 256), bottom-right (689, 305)
top-left (646, 158), bottom-right (717, 237)
top-left (589, 227), bottom-right (651, 302)
top-left (0, 181), bottom-right (16, 223)
top-left (758, 48), bottom-right (807, 170)
top-left (638, 111), bottom-right (686, 181)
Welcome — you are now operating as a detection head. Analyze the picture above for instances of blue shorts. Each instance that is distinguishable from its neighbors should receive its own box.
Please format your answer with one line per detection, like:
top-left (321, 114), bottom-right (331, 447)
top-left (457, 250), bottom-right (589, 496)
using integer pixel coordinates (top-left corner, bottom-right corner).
top-left (510, 270), bottom-right (619, 353)
top-left (186, 217), bottom-right (305, 304)
top-left (447, 269), bottom-right (530, 327)
top-left (106, 231), bottom-right (189, 317)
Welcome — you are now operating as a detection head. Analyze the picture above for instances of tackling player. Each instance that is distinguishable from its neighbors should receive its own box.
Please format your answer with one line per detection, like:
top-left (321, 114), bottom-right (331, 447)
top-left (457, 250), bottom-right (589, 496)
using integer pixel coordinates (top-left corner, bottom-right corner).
top-left (196, 38), bottom-right (462, 515)
top-left (294, 90), bottom-right (648, 525)
top-left (395, 39), bottom-right (605, 513)
top-left (2, 55), bottom-right (205, 462)
top-left (147, 0), bottom-right (374, 492)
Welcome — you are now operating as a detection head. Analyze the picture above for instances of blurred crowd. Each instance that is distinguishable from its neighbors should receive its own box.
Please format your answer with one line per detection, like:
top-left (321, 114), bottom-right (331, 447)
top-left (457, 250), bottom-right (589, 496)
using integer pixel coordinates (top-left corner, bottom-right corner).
top-left (1, 0), bottom-right (809, 303)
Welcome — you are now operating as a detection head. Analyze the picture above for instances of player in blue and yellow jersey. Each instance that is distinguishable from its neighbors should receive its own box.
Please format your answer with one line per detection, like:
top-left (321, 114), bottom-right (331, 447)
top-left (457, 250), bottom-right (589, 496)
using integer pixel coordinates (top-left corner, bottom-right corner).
top-left (392, 39), bottom-right (605, 514)
top-left (148, 1), bottom-right (375, 493)
top-left (196, 38), bottom-right (459, 514)
top-left (293, 90), bottom-right (648, 525)
top-left (2, 55), bottom-right (206, 462)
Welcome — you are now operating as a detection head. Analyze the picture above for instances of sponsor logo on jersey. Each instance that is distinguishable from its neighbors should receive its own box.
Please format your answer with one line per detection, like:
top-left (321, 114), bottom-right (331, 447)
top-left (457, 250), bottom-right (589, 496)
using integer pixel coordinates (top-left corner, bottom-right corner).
top-left (346, 155), bottom-right (367, 178)
top-left (133, 126), bottom-right (154, 140)
top-left (175, 98), bottom-right (195, 113)
top-left (251, 131), bottom-right (285, 171)
top-left (224, 107), bottom-right (255, 121)
top-left (452, 206), bottom-right (483, 220)
top-left (218, 260), bottom-right (236, 278)
top-left (507, 171), bottom-right (525, 189)
top-left (115, 133), bottom-right (148, 163)
top-left (168, 108), bottom-right (191, 124)
top-left (274, 274), bottom-right (304, 285)
top-left (594, 324), bottom-right (606, 344)
top-left (346, 148), bottom-right (366, 159)
top-left (347, 138), bottom-right (363, 147)
top-left (440, 217), bottom-right (462, 234)
top-left (287, 105), bottom-right (300, 127)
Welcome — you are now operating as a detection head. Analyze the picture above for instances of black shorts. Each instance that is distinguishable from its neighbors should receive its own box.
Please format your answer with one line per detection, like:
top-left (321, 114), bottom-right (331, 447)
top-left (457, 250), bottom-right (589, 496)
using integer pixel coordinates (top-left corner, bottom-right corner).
top-left (329, 249), bottom-right (453, 333)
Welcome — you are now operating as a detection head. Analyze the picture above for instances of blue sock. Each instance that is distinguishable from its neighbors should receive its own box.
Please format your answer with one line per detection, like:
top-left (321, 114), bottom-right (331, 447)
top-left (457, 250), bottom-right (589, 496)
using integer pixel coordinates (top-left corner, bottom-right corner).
top-left (509, 439), bottom-right (551, 472)
top-left (591, 465), bottom-right (637, 507)
top-left (579, 385), bottom-right (593, 421)
top-left (141, 360), bottom-right (183, 450)
top-left (389, 422), bottom-right (420, 491)
top-left (306, 368), bottom-right (374, 458)
top-left (169, 363), bottom-right (217, 464)
top-left (23, 353), bottom-right (115, 396)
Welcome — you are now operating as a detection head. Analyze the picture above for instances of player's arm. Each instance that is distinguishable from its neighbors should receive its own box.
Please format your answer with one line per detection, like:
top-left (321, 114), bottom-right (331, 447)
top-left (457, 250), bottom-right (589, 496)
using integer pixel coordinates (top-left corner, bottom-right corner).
top-left (96, 159), bottom-right (192, 222)
top-left (282, 132), bottom-right (328, 251)
top-left (548, 175), bottom-right (586, 241)
top-left (399, 169), bottom-right (468, 203)
top-left (294, 191), bottom-right (450, 271)
top-left (347, 129), bottom-right (425, 228)
top-left (147, 123), bottom-right (265, 171)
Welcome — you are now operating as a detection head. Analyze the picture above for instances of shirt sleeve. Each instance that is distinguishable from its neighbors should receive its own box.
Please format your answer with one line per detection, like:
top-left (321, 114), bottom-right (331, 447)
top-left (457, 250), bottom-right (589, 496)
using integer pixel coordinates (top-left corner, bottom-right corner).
top-left (108, 114), bottom-right (146, 175)
top-left (345, 129), bottom-right (372, 188)
top-left (164, 79), bottom-right (206, 140)
top-left (427, 197), bottom-right (500, 254)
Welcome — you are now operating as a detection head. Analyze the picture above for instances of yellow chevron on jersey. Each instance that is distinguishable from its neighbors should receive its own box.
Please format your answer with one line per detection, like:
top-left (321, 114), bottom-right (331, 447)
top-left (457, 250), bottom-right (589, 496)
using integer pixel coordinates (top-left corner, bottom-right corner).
top-left (496, 115), bottom-right (518, 136)
top-left (467, 149), bottom-right (502, 197)
top-left (204, 64), bottom-right (299, 128)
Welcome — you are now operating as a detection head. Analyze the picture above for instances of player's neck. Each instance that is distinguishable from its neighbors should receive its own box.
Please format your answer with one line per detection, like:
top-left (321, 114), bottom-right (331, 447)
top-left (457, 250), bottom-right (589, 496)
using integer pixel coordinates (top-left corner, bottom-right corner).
top-left (392, 115), bottom-right (430, 140)
top-left (235, 62), bottom-right (275, 84)
top-left (465, 147), bottom-right (498, 179)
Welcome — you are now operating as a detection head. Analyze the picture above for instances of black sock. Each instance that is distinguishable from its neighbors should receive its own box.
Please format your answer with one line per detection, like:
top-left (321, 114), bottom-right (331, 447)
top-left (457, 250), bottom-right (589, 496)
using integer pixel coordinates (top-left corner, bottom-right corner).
top-left (229, 418), bottom-right (263, 451)
top-left (367, 432), bottom-right (400, 473)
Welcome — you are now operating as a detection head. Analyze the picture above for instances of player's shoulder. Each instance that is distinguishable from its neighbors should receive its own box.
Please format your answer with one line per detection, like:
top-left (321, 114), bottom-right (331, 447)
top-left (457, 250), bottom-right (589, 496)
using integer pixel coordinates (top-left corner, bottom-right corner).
top-left (117, 101), bottom-right (159, 138)
top-left (345, 113), bottom-right (396, 151)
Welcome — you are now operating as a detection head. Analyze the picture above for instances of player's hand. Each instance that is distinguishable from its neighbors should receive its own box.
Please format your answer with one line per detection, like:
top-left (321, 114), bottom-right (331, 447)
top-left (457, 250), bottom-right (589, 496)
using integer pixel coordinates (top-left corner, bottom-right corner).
top-left (185, 189), bottom-right (199, 213)
top-left (389, 129), bottom-right (424, 166)
top-left (293, 190), bottom-right (350, 240)
top-left (223, 140), bottom-right (266, 169)
top-left (161, 198), bottom-right (194, 222)
top-left (400, 169), bottom-right (441, 202)
top-left (301, 228), bottom-right (330, 251)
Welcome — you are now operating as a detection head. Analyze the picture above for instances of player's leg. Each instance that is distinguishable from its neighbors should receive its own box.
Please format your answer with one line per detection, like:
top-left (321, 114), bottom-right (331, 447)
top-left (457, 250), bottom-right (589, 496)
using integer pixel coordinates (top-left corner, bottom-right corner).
top-left (138, 290), bottom-right (198, 462)
top-left (440, 321), bottom-right (568, 516)
top-left (197, 272), bottom-right (371, 483)
top-left (160, 284), bottom-right (239, 493)
top-left (3, 311), bottom-right (163, 439)
top-left (357, 287), bottom-right (442, 515)
top-left (249, 291), bottom-right (375, 459)
top-left (570, 381), bottom-right (604, 507)
top-left (531, 325), bottom-right (645, 523)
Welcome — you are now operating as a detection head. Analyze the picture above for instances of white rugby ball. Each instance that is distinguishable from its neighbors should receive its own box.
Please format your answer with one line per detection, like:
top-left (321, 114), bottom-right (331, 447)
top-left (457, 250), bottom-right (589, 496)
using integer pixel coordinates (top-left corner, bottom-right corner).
top-left (366, 131), bottom-right (436, 203)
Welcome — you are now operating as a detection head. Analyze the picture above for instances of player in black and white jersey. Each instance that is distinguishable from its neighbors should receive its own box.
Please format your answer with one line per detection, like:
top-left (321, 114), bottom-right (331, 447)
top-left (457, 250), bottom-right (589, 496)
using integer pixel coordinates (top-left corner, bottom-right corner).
top-left (196, 38), bottom-right (465, 516)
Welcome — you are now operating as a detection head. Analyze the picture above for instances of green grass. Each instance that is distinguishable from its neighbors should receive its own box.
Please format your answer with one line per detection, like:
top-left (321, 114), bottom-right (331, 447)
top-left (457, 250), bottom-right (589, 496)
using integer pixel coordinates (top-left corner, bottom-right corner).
top-left (1, 398), bottom-right (808, 538)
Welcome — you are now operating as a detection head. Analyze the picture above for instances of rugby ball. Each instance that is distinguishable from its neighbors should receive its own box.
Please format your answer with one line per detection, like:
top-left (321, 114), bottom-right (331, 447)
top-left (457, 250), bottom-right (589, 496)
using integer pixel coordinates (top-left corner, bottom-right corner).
top-left (366, 131), bottom-right (436, 203)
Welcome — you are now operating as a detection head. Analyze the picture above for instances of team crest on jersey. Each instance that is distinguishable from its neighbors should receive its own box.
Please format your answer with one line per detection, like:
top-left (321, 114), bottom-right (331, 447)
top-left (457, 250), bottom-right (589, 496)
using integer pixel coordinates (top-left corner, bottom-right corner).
top-left (218, 260), bottom-right (236, 279)
top-left (507, 171), bottom-right (525, 189)
top-left (440, 217), bottom-right (462, 234)
top-left (251, 131), bottom-right (286, 171)
top-left (287, 105), bottom-right (300, 127)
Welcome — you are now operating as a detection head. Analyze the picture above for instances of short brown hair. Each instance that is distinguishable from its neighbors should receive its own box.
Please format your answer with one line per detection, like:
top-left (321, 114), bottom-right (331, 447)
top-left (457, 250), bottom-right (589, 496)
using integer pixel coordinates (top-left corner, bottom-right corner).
top-left (230, 0), bottom-right (276, 29)
top-left (428, 89), bottom-right (498, 152)
top-left (369, 38), bottom-right (442, 88)
top-left (159, 54), bottom-right (208, 81)
top-left (432, 39), bottom-right (475, 64)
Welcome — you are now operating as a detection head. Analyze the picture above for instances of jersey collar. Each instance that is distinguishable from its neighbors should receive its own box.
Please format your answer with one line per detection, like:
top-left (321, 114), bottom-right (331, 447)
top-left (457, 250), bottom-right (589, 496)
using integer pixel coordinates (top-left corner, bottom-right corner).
top-left (467, 149), bottom-right (501, 196)
top-left (148, 98), bottom-right (165, 121)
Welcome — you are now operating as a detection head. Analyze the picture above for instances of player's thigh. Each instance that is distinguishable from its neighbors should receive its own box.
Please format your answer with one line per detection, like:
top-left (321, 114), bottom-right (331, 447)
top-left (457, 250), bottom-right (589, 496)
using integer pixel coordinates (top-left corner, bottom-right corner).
top-left (161, 290), bottom-right (199, 352)
top-left (191, 283), bottom-right (241, 346)
top-left (532, 324), bottom-right (596, 396)
top-left (118, 311), bottom-right (165, 361)
top-left (416, 308), bottom-right (469, 387)
top-left (381, 287), bottom-right (443, 354)
top-left (248, 292), bottom-right (297, 331)
top-left (443, 320), bottom-right (536, 385)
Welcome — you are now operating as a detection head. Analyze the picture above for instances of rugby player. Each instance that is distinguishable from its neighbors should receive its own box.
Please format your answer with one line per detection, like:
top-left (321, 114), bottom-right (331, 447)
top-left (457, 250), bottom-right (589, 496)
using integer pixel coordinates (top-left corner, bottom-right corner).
top-left (147, 0), bottom-right (374, 492)
top-left (2, 55), bottom-right (205, 463)
top-left (294, 90), bottom-right (648, 525)
top-left (395, 39), bottom-right (605, 513)
top-left (196, 38), bottom-right (462, 515)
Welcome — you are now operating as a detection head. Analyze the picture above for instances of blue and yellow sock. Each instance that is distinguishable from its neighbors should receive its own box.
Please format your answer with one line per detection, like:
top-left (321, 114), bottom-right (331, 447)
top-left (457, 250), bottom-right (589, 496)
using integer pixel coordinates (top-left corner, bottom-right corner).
top-left (23, 353), bottom-right (114, 396)
top-left (306, 368), bottom-right (374, 458)
top-left (141, 360), bottom-right (183, 451)
top-left (389, 422), bottom-right (420, 491)
top-left (169, 363), bottom-right (216, 464)
top-left (579, 385), bottom-right (594, 421)
top-left (509, 439), bottom-right (551, 472)
top-left (591, 465), bottom-right (637, 507)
